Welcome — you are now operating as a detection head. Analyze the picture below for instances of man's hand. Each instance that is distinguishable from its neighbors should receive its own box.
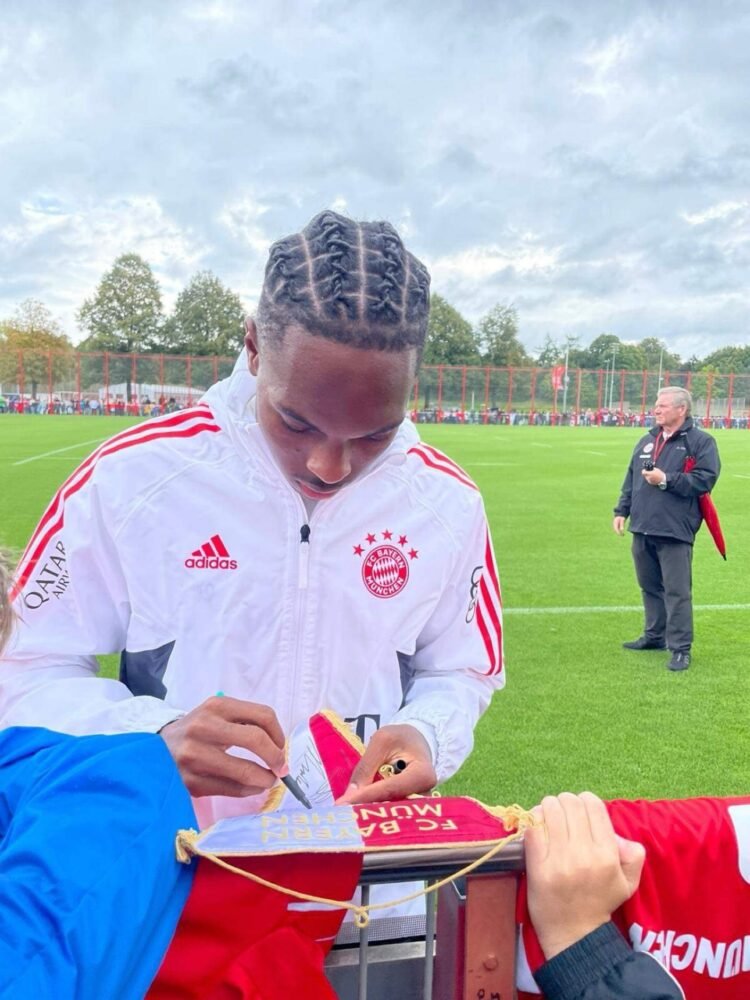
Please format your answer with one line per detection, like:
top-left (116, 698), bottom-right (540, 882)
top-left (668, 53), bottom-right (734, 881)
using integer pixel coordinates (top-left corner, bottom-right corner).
top-left (612, 515), bottom-right (626, 535)
top-left (525, 792), bottom-right (646, 960)
top-left (337, 724), bottom-right (437, 804)
top-left (160, 696), bottom-right (286, 798)
top-left (641, 466), bottom-right (666, 487)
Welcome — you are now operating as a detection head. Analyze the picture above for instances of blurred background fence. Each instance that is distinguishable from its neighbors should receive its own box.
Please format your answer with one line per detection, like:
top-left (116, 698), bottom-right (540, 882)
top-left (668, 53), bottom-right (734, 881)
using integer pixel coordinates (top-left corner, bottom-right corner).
top-left (1, 349), bottom-right (749, 427)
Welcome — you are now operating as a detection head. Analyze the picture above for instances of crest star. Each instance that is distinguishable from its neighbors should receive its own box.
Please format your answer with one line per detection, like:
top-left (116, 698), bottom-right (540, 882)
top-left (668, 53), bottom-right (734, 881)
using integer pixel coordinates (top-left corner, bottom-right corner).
top-left (408, 548), bottom-right (419, 560)
top-left (382, 529), bottom-right (393, 540)
top-left (366, 533), bottom-right (377, 544)
top-left (398, 534), bottom-right (408, 546)
top-left (353, 544), bottom-right (364, 556)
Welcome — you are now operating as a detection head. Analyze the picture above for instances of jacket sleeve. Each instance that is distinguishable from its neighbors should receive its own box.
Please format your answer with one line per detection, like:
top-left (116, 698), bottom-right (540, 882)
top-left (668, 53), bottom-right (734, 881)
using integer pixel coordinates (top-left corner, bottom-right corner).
top-left (666, 431), bottom-right (720, 498)
top-left (0, 466), bottom-right (184, 736)
top-left (390, 493), bottom-right (504, 782)
top-left (614, 451), bottom-right (636, 517)
top-left (533, 922), bottom-right (684, 1000)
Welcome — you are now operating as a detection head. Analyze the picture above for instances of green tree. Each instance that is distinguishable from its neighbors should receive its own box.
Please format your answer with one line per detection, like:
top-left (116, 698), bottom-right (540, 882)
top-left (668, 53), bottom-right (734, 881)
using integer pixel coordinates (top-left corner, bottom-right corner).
top-left (159, 271), bottom-right (245, 356)
top-left (699, 345), bottom-right (750, 372)
top-left (535, 334), bottom-right (563, 367)
top-left (78, 254), bottom-right (163, 354)
top-left (423, 293), bottom-right (481, 366)
top-left (535, 333), bottom-right (581, 368)
top-left (477, 304), bottom-right (529, 367)
top-left (0, 299), bottom-right (73, 398)
top-left (638, 337), bottom-right (682, 372)
top-left (580, 334), bottom-right (645, 371)
top-left (78, 254), bottom-right (164, 400)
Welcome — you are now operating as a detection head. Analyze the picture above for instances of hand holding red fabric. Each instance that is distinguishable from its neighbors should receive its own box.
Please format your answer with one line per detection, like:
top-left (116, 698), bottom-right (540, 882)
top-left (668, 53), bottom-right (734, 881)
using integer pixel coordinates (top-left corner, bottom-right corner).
top-left (525, 792), bottom-right (646, 960)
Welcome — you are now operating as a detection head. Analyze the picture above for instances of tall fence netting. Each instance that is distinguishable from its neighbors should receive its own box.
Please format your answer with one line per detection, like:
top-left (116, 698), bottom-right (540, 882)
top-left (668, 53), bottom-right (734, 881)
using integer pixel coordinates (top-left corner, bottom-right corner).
top-left (0, 350), bottom-right (748, 426)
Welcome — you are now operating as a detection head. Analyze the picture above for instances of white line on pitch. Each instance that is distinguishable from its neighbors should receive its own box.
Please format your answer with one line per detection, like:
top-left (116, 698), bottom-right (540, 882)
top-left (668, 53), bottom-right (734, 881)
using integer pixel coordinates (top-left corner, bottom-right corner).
top-left (505, 604), bottom-right (750, 615)
top-left (530, 442), bottom-right (553, 448)
top-left (585, 450), bottom-right (607, 456)
top-left (734, 474), bottom-right (750, 480)
top-left (13, 438), bottom-right (108, 466)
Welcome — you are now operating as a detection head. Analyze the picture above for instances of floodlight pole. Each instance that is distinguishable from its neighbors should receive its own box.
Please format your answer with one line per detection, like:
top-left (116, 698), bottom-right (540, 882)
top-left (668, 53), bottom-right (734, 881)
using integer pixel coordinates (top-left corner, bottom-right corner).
top-left (562, 345), bottom-right (570, 417)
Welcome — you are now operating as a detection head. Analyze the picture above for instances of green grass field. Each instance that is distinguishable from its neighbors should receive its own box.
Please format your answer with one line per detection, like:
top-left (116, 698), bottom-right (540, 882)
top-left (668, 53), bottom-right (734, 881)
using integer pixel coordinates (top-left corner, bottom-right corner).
top-left (1, 415), bottom-right (748, 807)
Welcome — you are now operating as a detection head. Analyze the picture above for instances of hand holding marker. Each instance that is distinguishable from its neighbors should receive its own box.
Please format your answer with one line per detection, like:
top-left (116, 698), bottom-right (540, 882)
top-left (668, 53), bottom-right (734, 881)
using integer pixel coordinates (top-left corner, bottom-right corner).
top-left (215, 691), bottom-right (312, 809)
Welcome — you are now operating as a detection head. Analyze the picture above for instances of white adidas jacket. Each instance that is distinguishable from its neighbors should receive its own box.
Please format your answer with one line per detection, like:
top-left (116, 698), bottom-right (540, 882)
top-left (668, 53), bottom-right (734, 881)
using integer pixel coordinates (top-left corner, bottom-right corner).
top-left (0, 362), bottom-right (504, 824)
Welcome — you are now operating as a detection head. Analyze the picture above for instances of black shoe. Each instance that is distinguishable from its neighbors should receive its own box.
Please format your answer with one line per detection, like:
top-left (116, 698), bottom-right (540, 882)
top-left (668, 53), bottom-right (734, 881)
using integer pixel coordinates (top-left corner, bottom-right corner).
top-left (622, 636), bottom-right (667, 651)
top-left (668, 652), bottom-right (691, 671)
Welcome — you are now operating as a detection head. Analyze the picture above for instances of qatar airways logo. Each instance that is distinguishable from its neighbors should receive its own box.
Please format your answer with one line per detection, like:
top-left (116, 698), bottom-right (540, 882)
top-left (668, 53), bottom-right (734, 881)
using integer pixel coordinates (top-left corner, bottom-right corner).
top-left (185, 534), bottom-right (238, 570)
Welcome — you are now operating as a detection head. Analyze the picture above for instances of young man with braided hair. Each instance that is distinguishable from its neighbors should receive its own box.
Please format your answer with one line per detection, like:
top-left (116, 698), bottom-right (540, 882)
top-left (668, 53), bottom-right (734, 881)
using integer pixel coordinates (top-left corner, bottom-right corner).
top-left (0, 209), bottom-right (504, 827)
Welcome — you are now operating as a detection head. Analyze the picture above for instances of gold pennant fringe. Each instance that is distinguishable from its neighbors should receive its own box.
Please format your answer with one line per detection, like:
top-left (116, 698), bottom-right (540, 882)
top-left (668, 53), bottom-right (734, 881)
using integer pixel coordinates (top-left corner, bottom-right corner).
top-left (175, 803), bottom-right (536, 930)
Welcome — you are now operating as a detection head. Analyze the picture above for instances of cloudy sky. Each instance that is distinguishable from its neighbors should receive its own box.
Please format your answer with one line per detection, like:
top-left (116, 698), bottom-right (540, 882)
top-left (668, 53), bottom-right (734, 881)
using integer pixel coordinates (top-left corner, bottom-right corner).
top-left (2, 0), bottom-right (749, 358)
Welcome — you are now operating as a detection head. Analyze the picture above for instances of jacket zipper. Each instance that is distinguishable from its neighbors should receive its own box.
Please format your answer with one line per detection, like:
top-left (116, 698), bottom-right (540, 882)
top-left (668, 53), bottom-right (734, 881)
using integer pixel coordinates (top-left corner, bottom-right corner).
top-left (298, 523), bottom-right (311, 589)
top-left (289, 521), bottom-right (311, 720)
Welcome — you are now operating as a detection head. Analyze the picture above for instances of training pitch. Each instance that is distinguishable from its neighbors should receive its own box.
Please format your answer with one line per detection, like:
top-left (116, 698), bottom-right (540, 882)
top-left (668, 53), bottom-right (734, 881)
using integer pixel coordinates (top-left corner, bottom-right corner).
top-left (1, 415), bottom-right (748, 806)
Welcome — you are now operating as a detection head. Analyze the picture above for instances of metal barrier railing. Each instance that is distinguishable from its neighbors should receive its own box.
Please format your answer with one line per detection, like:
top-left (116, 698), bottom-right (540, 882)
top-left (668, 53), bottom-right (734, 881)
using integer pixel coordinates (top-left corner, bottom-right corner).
top-left (325, 843), bottom-right (525, 999)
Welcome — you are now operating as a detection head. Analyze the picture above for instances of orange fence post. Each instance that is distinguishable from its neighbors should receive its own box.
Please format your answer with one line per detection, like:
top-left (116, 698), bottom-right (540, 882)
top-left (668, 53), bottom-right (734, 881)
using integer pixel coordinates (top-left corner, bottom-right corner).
top-left (705, 371), bottom-right (714, 426)
top-left (574, 368), bottom-right (582, 424)
top-left (530, 367), bottom-right (538, 424)
top-left (727, 373), bottom-right (735, 428)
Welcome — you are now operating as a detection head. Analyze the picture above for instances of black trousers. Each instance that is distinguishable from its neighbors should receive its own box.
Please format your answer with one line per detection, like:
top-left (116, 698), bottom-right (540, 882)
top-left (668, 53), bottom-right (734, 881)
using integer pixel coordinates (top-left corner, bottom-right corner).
top-left (631, 533), bottom-right (693, 652)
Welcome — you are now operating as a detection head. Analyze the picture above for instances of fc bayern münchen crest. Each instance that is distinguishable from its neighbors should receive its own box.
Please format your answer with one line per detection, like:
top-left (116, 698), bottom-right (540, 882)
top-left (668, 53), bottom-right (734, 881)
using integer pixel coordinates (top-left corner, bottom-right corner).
top-left (352, 530), bottom-right (418, 599)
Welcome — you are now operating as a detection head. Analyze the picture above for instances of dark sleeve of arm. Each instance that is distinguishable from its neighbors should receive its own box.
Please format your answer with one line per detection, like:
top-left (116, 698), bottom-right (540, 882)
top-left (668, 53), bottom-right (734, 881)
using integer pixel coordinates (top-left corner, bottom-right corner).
top-left (533, 922), bottom-right (684, 1000)
top-left (667, 434), bottom-right (720, 498)
top-left (613, 460), bottom-right (634, 517)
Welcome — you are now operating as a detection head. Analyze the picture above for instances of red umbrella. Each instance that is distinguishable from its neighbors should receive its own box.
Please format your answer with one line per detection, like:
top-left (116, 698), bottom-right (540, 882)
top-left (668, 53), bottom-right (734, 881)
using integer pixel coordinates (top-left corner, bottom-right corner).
top-left (684, 456), bottom-right (726, 560)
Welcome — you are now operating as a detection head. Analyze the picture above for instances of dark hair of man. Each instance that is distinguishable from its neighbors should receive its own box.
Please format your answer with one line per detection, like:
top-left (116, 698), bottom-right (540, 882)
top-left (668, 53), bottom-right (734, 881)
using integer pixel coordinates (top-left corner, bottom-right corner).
top-left (255, 210), bottom-right (431, 356)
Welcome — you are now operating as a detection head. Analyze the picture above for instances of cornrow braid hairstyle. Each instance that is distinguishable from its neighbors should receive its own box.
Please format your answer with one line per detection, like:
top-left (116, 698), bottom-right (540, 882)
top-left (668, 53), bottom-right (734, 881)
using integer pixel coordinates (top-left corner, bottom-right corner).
top-left (256, 210), bottom-right (431, 354)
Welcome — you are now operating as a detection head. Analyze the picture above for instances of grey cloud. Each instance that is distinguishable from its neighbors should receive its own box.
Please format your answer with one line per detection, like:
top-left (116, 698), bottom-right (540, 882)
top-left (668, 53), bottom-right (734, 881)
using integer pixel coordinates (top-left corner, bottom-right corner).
top-left (2, 0), bottom-right (750, 359)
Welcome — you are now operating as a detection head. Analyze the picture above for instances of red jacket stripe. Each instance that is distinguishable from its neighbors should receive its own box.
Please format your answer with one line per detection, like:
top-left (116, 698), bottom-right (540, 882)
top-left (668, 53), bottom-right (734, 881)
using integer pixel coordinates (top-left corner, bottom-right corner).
top-left (12, 419), bottom-right (220, 600)
top-left (475, 601), bottom-right (499, 675)
top-left (478, 575), bottom-right (503, 675)
top-left (408, 446), bottom-right (478, 491)
top-left (419, 442), bottom-right (477, 484)
top-left (17, 406), bottom-right (215, 564)
top-left (484, 530), bottom-right (502, 604)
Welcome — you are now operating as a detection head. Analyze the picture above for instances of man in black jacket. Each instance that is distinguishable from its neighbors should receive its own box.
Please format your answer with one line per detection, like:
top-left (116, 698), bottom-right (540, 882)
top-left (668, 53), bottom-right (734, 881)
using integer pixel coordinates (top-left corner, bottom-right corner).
top-left (613, 387), bottom-right (720, 671)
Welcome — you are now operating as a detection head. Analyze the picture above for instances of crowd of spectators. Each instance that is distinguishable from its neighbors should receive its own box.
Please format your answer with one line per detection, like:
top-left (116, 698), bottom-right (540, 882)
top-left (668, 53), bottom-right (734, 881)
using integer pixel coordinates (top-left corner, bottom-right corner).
top-left (1, 393), bottom-right (747, 429)
top-left (0, 393), bottom-right (187, 417)
top-left (410, 405), bottom-right (749, 429)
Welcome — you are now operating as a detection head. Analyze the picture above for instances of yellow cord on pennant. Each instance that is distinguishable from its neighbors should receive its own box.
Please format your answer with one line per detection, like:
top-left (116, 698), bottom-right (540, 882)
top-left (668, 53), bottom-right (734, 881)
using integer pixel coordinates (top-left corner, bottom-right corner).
top-left (175, 804), bottom-right (536, 930)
